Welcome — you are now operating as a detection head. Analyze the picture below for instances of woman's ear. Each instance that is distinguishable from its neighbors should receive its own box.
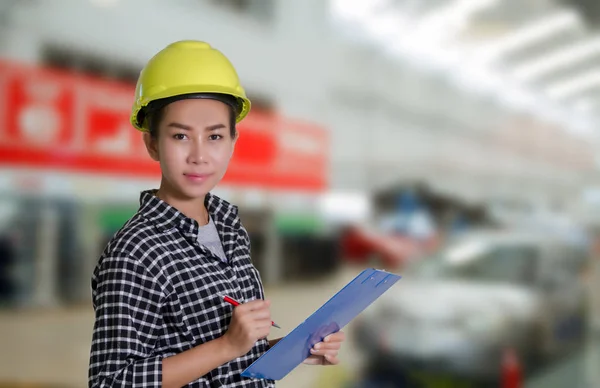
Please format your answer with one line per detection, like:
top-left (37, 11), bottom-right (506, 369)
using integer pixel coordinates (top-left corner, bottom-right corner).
top-left (143, 132), bottom-right (160, 161)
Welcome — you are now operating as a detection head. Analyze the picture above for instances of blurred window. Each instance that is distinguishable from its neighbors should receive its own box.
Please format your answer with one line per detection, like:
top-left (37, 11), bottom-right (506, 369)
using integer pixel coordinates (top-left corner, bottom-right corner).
top-left (468, 245), bottom-right (538, 284)
top-left (41, 45), bottom-right (140, 84)
top-left (547, 245), bottom-right (589, 282)
top-left (408, 240), bottom-right (539, 285)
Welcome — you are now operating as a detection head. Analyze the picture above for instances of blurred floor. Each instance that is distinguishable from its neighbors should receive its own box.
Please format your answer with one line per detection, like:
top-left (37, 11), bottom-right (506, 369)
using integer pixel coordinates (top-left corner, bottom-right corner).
top-left (0, 265), bottom-right (365, 388)
top-left (526, 332), bottom-right (600, 388)
top-left (0, 306), bottom-right (94, 387)
top-left (1, 263), bottom-right (598, 388)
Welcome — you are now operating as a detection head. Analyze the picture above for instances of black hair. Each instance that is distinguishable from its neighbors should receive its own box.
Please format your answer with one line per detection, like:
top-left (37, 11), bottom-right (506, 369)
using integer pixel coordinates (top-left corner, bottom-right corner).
top-left (146, 104), bottom-right (237, 139)
top-left (140, 93), bottom-right (239, 139)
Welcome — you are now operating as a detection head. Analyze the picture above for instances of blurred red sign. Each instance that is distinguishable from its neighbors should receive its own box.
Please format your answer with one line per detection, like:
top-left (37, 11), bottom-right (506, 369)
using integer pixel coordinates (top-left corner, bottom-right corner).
top-left (0, 60), bottom-right (328, 191)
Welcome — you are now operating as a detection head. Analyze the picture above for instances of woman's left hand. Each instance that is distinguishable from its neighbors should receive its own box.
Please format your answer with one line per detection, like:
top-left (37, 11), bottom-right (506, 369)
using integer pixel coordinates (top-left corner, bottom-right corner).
top-left (303, 331), bottom-right (345, 366)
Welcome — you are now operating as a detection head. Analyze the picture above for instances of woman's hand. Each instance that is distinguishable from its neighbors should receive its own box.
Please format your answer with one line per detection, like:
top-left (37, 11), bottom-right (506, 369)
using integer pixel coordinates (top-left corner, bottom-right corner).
top-left (221, 300), bottom-right (272, 358)
top-left (303, 331), bottom-right (345, 366)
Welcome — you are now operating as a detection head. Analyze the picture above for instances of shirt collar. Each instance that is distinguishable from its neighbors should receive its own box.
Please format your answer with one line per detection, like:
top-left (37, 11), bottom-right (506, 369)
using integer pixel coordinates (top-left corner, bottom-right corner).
top-left (138, 189), bottom-right (240, 235)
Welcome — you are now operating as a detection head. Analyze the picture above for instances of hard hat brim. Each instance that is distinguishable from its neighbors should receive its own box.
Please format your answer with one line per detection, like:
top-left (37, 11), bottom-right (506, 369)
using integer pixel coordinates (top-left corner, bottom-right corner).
top-left (131, 86), bottom-right (251, 131)
top-left (136, 92), bottom-right (244, 131)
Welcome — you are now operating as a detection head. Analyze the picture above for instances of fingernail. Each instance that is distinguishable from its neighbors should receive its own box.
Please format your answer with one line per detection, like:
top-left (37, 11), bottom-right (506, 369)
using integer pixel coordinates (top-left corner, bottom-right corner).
top-left (314, 343), bottom-right (320, 349)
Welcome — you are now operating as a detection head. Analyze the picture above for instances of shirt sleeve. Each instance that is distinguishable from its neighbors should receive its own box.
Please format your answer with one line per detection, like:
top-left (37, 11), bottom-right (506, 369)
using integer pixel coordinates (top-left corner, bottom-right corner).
top-left (88, 251), bottom-right (164, 388)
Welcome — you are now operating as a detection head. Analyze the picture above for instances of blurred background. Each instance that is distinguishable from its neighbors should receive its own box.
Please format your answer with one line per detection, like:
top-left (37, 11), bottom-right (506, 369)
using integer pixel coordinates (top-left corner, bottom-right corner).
top-left (1, 0), bottom-right (600, 387)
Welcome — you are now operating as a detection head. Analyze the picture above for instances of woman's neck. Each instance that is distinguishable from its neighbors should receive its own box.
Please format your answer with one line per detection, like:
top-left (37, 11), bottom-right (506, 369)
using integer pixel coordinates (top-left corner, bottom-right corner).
top-left (155, 186), bottom-right (209, 226)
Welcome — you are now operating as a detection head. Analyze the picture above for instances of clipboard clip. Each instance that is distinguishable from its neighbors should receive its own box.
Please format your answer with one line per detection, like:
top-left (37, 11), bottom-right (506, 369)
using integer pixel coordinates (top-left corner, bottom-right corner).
top-left (360, 269), bottom-right (395, 287)
top-left (377, 274), bottom-right (395, 287)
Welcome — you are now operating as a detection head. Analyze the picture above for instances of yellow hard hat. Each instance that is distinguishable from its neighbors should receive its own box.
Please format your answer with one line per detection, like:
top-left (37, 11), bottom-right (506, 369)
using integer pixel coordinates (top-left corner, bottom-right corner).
top-left (130, 40), bottom-right (251, 131)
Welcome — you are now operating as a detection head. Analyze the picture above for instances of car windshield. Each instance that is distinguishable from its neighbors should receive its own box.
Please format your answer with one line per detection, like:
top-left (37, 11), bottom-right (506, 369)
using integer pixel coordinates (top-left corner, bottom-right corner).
top-left (406, 238), bottom-right (538, 285)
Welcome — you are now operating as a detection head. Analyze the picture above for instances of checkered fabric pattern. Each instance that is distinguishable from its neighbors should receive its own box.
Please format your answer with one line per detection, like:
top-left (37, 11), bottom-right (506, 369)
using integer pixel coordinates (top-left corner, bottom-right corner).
top-left (89, 190), bottom-right (275, 387)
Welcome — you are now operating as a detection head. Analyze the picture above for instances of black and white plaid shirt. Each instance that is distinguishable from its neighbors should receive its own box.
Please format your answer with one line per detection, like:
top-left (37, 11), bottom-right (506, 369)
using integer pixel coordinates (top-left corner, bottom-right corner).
top-left (89, 190), bottom-right (275, 388)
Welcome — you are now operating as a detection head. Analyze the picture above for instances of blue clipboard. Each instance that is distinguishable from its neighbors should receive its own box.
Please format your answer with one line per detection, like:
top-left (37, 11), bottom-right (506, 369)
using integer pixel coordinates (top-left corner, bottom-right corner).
top-left (241, 268), bottom-right (401, 381)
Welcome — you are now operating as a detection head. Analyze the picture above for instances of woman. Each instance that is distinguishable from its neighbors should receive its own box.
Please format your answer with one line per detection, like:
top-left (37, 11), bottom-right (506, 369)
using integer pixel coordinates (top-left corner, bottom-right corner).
top-left (88, 40), bottom-right (345, 388)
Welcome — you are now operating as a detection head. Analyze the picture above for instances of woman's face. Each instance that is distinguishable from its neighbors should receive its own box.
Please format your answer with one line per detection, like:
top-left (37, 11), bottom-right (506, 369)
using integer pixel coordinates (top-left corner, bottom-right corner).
top-left (144, 98), bottom-right (237, 200)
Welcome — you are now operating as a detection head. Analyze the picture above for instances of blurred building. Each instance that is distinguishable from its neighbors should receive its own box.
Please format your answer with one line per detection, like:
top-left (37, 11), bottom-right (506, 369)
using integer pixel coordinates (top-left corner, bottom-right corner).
top-left (1, 0), bottom-right (600, 387)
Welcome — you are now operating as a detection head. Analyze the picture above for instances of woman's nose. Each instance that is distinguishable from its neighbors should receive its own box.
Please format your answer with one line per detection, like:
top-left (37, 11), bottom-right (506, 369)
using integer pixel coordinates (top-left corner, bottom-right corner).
top-left (188, 139), bottom-right (207, 164)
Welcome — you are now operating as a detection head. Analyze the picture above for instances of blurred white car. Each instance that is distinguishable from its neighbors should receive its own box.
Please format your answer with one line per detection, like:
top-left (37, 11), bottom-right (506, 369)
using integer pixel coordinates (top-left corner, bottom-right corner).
top-left (354, 230), bottom-right (589, 383)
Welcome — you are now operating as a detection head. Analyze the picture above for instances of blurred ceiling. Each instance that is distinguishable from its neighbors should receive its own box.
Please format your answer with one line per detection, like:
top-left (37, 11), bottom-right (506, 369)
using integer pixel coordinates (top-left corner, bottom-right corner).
top-left (331, 0), bottom-right (600, 134)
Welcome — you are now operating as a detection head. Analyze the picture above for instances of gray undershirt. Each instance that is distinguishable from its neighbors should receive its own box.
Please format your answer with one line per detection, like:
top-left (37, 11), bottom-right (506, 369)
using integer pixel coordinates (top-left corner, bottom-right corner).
top-left (197, 216), bottom-right (228, 262)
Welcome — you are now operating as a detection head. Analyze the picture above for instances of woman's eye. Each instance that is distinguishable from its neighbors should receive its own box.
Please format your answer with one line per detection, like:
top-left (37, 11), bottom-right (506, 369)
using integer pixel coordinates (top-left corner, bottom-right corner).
top-left (173, 133), bottom-right (187, 140)
top-left (209, 134), bottom-right (223, 141)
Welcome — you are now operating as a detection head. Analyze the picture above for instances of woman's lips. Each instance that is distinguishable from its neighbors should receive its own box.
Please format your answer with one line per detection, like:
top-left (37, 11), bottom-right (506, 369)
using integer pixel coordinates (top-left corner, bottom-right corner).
top-left (184, 173), bottom-right (213, 183)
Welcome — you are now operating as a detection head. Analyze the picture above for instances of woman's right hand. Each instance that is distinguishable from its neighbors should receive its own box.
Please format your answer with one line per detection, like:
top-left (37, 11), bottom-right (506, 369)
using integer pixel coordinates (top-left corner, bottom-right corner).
top-left (221, 299), bottom-right (272, 358)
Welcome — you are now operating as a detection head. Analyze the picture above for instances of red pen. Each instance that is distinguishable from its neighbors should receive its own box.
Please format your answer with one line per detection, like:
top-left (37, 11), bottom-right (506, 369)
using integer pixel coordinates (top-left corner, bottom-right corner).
top-left (222, 295), bottom-right (281, 329)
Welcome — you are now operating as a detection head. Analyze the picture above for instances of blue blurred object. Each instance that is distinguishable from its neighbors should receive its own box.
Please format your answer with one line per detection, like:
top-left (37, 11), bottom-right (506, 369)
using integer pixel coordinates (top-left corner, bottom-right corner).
top-left (390, 190), bottom-right (435, 240)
